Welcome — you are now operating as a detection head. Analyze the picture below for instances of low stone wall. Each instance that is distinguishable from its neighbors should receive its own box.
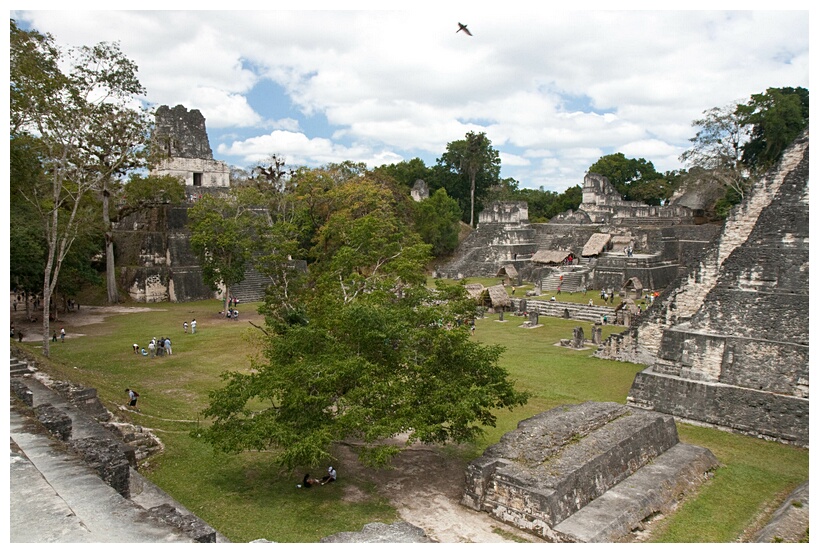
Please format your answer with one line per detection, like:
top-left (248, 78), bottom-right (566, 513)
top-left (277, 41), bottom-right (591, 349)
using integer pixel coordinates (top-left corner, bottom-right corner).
top-left (628, 369), bottom-right (809, 446)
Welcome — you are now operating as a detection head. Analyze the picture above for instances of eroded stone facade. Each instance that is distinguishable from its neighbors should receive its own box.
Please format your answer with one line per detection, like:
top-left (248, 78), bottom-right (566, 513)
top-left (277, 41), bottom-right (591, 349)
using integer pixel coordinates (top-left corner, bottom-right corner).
top-left (621, 130), bottom-right (809, 446)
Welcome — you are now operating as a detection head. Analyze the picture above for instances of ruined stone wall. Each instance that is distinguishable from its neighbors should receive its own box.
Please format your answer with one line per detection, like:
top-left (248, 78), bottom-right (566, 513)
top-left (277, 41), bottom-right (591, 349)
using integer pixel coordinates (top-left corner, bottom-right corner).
top-left (114, 205), bottom-right (214, 302)
top-left (478, 201), bottom-right (529, 224)
top-left (151, 104), bottom-right (230, 190)
top-left (580, 173), bottom-right (694, 225)
top-left (154, 157), bottom-right (230, 188)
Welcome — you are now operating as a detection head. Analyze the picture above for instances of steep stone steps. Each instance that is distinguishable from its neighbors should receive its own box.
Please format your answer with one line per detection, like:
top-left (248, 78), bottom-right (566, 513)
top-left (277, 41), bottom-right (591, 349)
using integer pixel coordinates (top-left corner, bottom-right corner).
top-left (552, 442), bottom-right (719, 542)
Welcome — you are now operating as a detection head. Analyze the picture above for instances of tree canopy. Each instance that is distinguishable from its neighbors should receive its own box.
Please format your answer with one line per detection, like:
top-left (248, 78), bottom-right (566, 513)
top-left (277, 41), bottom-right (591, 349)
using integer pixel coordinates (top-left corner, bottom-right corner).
top-left (10, 19), bottom-right (150, 354)
top-left (188, 187), bottom-right (271, 312)
top-left (436, 131), bottom-right (501, 226)
top-left (586, 153), bottom-right (674, 204)
top-left (197, 168), bottom-right (528, 469)
top-left (680, 86), bottom-right (808, 218)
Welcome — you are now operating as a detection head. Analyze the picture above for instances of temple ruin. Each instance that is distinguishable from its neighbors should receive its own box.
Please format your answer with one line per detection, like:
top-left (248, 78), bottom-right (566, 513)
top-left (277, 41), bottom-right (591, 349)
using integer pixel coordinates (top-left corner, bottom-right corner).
top-left (612, 130), bottom-right (810, 446)
top-left (114, 105), bottom-right (230, 302)
top-left (437, 175), bottom-right (721, 295)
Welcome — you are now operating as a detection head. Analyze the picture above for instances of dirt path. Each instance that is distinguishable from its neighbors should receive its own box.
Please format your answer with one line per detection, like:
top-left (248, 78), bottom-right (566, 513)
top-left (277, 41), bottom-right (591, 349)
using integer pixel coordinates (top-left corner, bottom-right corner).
top-left (334, 439), bottom-right (542, 543)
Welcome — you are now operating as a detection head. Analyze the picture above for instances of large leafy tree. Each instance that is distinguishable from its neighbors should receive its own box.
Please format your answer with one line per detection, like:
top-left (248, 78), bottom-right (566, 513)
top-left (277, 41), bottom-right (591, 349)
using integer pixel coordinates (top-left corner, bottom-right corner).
top-left (679, 102), bottom-right (750, 206)
top-left (587, 153), bottom-right (668, 203)
top-left (680, 87), bottom-right (808, 218)
top-left (10, 20), bottom-right (149, 355)
top-left (738, 86), bottom-right (809, 170)
top-left (437, 131), bottom-right (501, 226)
top-left (412, 188), bottom-right (463, 256)
top-left (188, 187), bottom-right (270, 313)
top-left (372, 157), bottom-right (434, 192)
top-left (122, 174), bottom-right (186, 210)
top-left (198, 171), bottom-right (528, 469)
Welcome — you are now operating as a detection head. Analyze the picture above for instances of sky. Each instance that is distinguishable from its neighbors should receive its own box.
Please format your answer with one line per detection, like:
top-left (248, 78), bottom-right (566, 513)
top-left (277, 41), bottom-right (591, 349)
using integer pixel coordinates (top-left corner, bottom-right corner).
top-left (10, 3), bottom-right (811, 192)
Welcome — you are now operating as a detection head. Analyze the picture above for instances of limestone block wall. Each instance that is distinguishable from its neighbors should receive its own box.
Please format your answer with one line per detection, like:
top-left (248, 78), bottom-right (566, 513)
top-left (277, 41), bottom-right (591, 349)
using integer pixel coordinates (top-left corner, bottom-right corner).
top-left (628, 370), bottom-right (808, 445)
top-left (624, 131), bottom-right (809, 446)
top-left (618, 133), bottom-right (809, 362)
top-left (478, 201), bottom-right (529, 224)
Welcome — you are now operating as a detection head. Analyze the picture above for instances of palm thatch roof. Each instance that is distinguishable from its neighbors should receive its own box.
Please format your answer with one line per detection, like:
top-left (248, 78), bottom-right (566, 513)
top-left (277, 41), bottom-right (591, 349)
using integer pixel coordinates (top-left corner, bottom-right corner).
top-left (531, 249), bottom-right (573, 264)
top-left (582, 233), bottom-right (611, 256)
top-left (464, 283), bottom-right (485, 300)
top-left (485, 284), bottom-right (511, 308)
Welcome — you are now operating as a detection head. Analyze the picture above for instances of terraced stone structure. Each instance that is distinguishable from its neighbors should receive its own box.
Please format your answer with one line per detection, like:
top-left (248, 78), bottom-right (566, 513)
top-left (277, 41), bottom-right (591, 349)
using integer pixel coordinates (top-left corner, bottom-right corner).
top-left (461, 402), bottom-right (718, 542)
top-left (614, 130), bottom-right (809, 446)
top-left (437, 178), bottom-right (720, 296)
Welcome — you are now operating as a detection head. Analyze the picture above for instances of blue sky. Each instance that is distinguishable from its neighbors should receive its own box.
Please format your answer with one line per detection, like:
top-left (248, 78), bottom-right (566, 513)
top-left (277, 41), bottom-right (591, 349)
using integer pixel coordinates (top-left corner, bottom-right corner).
top-left (11, 4), bottom-right (810, 192)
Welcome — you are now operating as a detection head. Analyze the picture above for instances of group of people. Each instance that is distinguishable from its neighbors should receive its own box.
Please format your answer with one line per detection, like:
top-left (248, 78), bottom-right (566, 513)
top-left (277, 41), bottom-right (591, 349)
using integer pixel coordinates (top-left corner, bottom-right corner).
top-left (135, 336), bottom-right (172, 357)
top-left (299, 466), bottom-right (337, 488)
top-left (183, 319), bottom-right (197, 334)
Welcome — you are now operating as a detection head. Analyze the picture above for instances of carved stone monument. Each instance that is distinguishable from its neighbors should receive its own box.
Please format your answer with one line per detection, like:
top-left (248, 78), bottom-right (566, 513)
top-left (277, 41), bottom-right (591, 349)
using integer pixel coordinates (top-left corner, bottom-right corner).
top-left (571, 326), bottom-right (585, 348)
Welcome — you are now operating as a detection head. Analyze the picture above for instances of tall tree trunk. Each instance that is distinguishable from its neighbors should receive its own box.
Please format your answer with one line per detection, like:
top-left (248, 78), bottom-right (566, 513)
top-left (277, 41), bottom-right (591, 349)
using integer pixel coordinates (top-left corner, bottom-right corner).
top-left (103, 188), bottom-right (119, 303)
top-left (469, 174), bottom-right (476, 227)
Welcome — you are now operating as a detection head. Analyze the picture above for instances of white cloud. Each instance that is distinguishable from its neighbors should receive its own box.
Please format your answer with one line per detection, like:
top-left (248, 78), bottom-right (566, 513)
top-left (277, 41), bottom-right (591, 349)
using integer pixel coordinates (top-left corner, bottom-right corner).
top-left (14, 8), bottom-right (809, 191)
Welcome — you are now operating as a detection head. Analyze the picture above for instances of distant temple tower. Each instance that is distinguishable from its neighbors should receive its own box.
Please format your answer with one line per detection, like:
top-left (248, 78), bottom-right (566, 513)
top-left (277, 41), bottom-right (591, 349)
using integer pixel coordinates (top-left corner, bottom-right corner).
top-left (151, 105), bottom-right (230, 190)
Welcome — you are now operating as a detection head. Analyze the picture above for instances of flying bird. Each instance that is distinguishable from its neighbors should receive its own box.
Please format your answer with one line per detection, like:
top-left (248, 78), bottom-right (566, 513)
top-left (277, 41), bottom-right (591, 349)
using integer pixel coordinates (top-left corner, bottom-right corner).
top-left (457, 22), bottom-right (473, 36)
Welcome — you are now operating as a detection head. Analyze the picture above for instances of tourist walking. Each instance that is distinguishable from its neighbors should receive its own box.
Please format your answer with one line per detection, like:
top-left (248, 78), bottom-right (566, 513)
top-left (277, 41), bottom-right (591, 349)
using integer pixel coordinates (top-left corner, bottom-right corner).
top-left (165, 337), bottom-right (172, 355)
top-left (125, 388), bottom-right (140, 411)
top-left (191, 319), bottom-right (197, 334)
top-left (148, 339), bottom-right (156, 358)
top-left (183, 321), bottom-right (188, 334)
top-left (60, 327), bottom-right (65, 342)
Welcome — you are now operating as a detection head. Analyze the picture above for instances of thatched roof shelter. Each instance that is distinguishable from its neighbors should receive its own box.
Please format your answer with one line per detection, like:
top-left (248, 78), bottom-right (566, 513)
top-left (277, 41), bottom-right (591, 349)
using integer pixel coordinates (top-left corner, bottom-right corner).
top-left (531, 249), bottom-right (573, 265)
top-left (464, 283), bottom-right (485, 301)
top-left (582, 233), bottom-right (611, 256)
top-left (483, 284), bottom-right (511, 309)
top-left (496, 264), bottom-right (519, 285)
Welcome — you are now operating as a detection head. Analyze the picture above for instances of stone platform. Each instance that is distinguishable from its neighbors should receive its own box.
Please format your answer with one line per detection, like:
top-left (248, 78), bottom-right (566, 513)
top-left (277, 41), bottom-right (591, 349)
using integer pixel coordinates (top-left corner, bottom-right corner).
top-left (461, 401), bottom-right (718, 542)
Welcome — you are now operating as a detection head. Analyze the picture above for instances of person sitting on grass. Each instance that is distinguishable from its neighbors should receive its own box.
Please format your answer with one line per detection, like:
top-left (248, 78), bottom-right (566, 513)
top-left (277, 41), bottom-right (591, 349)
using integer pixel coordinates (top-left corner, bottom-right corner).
top-left (299, 474), bottom-right (321, 488)
top-left (320, 466), bottom-right (337, 485)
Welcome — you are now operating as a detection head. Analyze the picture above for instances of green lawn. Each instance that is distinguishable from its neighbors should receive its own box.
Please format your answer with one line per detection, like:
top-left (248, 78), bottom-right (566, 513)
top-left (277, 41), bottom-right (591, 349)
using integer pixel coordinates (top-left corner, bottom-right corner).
top-left (19, 299), bottom-right (808, 542)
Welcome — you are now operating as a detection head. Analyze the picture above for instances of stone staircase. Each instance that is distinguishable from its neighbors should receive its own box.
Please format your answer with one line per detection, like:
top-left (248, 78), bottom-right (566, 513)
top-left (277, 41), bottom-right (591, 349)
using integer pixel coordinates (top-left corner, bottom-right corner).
top-left (11, 356), bottom-right (34, 377)
top-left (228, 267), bottom-right (272, 304)
top-left (461, 402), bottom-right (719, 542)
top-left (513, 299), bottom-right (616, 323)
top-left (539, 269), bottom-right (590, 293)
